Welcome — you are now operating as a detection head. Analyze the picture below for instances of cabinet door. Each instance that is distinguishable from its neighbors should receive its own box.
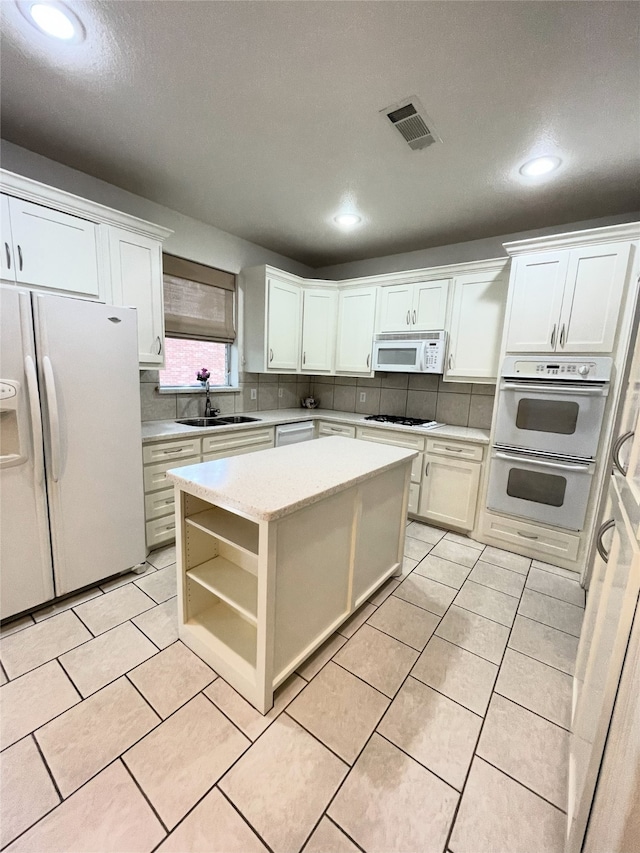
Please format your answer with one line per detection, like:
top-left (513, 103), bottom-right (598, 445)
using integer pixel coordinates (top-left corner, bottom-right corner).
top-left (378, 284), bottom-right (413, 332)
top-left (446, 270), bottom-right (507, 380)
top-left (506, 252), bottom-right (569, 352)
top-left (266, 277), bottom-right (301, 371)
top-left (419, 455), bottom-right (480, 530)
top-left (301, 288), bottom-right (337, 373)
top-left (335, 287), bottom-right (377, 374)
top-left (109, 227), bottom-right (164, 366)
top-left (413, 279), bottom-right (450, 331)
top-left (0, 195), bottom-right (16, 282)
top-left (560, 242), bottom-right (632, 353)
top-left (8, 197), bottom-right (101, 298)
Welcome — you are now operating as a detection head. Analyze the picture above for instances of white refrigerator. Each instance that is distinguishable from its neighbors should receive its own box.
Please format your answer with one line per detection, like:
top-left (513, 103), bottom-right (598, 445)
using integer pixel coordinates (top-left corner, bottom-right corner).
top-left (0, 285), bottom-right (146, 620)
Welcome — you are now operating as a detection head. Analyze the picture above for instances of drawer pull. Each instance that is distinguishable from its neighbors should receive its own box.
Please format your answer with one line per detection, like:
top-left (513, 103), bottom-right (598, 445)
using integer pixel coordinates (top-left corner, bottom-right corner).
top-left (406, 310), bottom-right (410, 326)
top-left (559, 323), bottom-right (566, 348)
top-left (596, 518), bottom-right (615, 563)
top-left (425, 462), bottom-right (430, 476)
top-left (17, 244), bottom-right (23, 271)
top-left (156, 335), bottom-right (162, 355)
top-left (444, 446), bottom-right (464, 452)
top-left (517, 531), bottom-right (539, 540)
top-left (4, 242), bottom-right (10, 269)
top-left (412, 310), bottom-right (416, 324)
top-left (550, 324), bottom-right (557, 349)
top-left (164, 499), bottom-right (174, 505)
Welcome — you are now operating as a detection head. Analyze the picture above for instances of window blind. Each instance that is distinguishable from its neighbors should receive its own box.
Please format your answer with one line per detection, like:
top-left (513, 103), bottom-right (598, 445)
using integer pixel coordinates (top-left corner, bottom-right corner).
top-left (162, 254), bottom-right (236, 343)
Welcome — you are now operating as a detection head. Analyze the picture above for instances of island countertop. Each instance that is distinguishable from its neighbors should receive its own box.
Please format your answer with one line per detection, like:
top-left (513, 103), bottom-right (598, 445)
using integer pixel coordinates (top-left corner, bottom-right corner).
top-left (167, 435), bottom-right (417, 521)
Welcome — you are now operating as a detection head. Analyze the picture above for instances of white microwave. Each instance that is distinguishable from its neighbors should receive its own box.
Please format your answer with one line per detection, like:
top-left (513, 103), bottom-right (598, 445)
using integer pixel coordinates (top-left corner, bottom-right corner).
top-left (373, 331), bottom-right (446, 373)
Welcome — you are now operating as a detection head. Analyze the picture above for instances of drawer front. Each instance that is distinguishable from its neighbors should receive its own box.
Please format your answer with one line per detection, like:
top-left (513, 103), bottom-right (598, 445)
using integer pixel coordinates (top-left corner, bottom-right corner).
top-left (356, 426), bottom-right (426, 452)
top-left (144, 486), bottom-right (175, 521)
top-left (426, 437), bottom-right (484, 462)
top-left (146, 515), bottom-right (176, 549)
top-left (144, 455), bottom-right (200, 492)
top-left (202, 427), bottom-right (274, 455)
top-left (143, 437), bottom-right (201, 465)
top-left (317, 422), bottom-right (356, 438)
top-left (408, 482), bottom-right (420, 514)
top-left (202, 437), bottom-right (274, 462)
top-left (481, 511), bottom-right (580, 562)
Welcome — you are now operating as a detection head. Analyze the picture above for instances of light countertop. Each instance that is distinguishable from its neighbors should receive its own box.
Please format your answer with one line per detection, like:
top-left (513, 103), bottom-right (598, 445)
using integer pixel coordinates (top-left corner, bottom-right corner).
top-left (167, 436), bottom-right (417, 521)
top-left (142, 408), bottom-right (490, 445)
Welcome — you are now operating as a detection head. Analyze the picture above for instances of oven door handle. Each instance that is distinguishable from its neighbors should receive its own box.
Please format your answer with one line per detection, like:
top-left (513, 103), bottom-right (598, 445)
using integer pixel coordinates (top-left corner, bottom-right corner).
top-left (501, 381), bottom-right (608, 396)
top-left (494, 451), bottom-right (592, 472)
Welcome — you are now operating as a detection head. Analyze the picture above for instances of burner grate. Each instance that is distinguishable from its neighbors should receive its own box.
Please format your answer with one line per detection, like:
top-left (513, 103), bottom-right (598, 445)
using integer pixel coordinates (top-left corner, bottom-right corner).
top-left (364, 414), bottom-right (437, 427)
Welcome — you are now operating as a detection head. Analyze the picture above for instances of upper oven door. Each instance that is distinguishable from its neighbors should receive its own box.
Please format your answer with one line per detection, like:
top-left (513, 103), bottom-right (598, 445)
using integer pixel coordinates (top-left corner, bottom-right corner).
top-left (494, 380), bottom-right (609, 458)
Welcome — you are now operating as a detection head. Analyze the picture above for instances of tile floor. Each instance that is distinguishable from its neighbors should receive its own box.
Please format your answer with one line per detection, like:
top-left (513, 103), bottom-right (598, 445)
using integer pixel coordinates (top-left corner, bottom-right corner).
top-left (0, 524), bottom-right (585, 853)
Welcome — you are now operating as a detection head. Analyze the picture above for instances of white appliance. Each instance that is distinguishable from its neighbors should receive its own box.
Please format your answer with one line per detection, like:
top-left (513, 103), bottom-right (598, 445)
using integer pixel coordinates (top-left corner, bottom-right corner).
top-left (567, 319), bottom-right (640, 852)
top-left (372, 331), bottom-right (446, 373)
top-left (0, 285), bottom-right (145, 620)
top-left (494, 355), bottom-right (612, 459)
top-left (488, 355), bottom-right (613, 531)
top-left (487, 447), bottom-right (595, 531)
top-left (275, 420), bottom-right (314, 446)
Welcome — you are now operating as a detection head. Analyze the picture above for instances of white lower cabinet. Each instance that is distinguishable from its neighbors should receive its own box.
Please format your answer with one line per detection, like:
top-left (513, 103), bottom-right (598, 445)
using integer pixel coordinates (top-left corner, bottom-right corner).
top-left (355, 426), bottom-right (425, 512)
top-left (419, 438), bottom-right (484, 531)
top-left (143, 428), bottom-right (275, 550)
top-left (317, 421), bottom-right (356, 438)
top-left (479, 511), bottom-right (580, 563)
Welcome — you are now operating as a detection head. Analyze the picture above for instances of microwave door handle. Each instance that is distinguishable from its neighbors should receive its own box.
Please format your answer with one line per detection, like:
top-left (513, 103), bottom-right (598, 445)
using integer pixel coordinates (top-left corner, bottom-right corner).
top-left (494, 451), bottom-right (591, 472)
top-left (418, 343), bottom-right (426, 372)
top-left (501, 381), bottom-right (607, 396)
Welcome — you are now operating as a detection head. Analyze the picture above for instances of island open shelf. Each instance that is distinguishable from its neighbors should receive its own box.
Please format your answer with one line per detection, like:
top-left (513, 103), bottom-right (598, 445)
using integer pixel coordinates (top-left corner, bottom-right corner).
top-left (168, 436), bottom-right (417, 713)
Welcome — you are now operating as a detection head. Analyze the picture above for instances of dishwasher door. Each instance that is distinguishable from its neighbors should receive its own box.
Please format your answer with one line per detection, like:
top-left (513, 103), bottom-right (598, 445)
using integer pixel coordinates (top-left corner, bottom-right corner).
top-left (275, 420), bottom-right (315, 447)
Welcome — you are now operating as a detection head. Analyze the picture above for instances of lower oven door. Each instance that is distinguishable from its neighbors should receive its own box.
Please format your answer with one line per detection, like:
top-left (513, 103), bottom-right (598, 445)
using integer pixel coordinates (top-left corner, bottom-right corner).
top-left (487, 448), bottom-right (595, 531)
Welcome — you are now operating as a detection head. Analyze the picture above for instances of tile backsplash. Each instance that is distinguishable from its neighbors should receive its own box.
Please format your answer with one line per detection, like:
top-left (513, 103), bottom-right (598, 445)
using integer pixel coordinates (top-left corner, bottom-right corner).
top-left (311, 373), bottom-right (495, 429)
top-left (140, 371), bottom-right (495, 429)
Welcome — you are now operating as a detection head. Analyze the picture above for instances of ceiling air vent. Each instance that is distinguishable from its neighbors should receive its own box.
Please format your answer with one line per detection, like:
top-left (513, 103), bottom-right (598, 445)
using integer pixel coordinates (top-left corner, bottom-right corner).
top-left (381, 97), bottom-right (441, 151)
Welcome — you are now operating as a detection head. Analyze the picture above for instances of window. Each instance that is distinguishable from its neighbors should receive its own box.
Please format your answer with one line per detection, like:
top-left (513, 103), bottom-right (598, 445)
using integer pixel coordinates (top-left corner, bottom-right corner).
top-left (158, 254), bottom-right (236, 390)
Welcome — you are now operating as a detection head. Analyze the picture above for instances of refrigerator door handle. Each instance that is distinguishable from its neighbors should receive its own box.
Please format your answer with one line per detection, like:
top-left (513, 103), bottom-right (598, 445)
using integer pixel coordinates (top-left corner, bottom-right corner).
top-left (24, 355), bottom-right (45, 486)
top-left (42, 356), bottom-right (62, 482)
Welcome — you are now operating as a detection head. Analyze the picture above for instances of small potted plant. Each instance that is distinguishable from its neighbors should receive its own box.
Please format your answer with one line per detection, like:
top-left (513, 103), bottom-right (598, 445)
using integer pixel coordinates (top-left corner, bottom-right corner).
top-left (196, 368), bottom-right (217, 417)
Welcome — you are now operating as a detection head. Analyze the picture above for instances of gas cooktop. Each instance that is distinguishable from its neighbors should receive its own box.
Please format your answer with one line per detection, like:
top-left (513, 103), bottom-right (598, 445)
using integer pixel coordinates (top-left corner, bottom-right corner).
top-left (364, 414), bottom-right (440, 429)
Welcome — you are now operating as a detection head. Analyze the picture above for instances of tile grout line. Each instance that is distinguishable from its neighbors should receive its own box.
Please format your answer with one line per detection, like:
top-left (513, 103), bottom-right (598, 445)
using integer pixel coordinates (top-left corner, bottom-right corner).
top-left (31, 731), bottom-right (63, 802)
top-left (521, 584), bottom-right (586, 611)
top-left (477, 754), bottom-right (568, 815)
top-left (216, 786), bottom-right (277, 853)
top-left (322, 814), bottom-right (368, 853)
top-left (491, 688), bottom-right (572, 733)
top-left (441, 559), bottom-right (533, 852)
top-left (120, 757), bottom-right (170, 835)
top-left (515, 611), bottom-right (583, 641)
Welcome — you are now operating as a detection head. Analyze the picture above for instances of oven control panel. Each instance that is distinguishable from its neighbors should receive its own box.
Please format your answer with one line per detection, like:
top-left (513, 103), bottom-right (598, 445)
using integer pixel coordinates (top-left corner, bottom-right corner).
top-left (503, 356), bottom-right (613, 382)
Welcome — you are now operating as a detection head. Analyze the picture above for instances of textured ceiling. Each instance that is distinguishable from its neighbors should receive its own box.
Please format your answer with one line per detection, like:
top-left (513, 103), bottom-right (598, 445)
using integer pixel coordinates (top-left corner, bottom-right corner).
top-left (1, 0), bottom-right (639, 267)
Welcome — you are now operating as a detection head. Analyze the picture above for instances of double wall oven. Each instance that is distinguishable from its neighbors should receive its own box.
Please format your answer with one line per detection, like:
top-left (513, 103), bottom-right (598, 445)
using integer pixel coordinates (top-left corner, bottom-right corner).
top-left (488, 356), bottom-right (613, 531)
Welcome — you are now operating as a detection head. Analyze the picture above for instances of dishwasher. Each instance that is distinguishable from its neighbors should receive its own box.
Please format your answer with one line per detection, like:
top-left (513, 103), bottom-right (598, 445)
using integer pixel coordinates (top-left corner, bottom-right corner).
top-left (275, 421), bottom-right (315, 446)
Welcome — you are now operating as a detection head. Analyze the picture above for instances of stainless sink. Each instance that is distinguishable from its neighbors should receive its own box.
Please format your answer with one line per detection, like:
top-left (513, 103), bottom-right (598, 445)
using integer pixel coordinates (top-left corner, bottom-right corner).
top-left (175, 416), bottom-right (262, 428)
top-left (175, 417), bottom-right (229, 427)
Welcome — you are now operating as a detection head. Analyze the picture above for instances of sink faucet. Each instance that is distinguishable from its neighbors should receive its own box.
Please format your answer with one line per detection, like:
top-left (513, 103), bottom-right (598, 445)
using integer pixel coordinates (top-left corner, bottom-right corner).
top-left (203, 381), bottom-right (220, 418)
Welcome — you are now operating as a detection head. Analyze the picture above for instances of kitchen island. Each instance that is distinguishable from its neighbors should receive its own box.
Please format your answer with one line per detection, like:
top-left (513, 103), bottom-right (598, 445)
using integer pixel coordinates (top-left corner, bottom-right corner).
top-left (167, 436), bottom-right (416, 713)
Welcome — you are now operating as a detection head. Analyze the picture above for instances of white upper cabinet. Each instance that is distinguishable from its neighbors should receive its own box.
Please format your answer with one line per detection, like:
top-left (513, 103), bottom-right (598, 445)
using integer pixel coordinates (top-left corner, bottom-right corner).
top-left (505, 251), bottom-right (569, 352)
top-left (560, 242), bottom-right (632, 353)
top-left (1, 194), bottom-right (13, 281)
top-left (505, 232), bottom-right (636, 354)
top-left (445, 264), bottom-right (508, 381)
top-left (335, 287), bottom-right (377, 374)
top-left (266, 276), bottom-right (302, 371)
top-left (2, 194), bottom-right (102, 299)
top-left (301, 287), bottom-right (337, 373)
top-left (109, 228), bottom-right (165, 368)
top-left (379, 278), bottom-right (449, 333)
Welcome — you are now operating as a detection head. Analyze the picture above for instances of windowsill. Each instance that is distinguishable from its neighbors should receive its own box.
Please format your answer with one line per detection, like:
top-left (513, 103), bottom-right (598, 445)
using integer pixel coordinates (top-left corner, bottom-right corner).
top-left (157, 386), bottom-right (240, 395)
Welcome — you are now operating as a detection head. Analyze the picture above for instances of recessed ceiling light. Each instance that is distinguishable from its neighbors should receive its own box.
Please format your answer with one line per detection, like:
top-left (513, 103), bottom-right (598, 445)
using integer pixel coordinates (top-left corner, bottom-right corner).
top-left (519, 155), bottom-right (562, 177)
top-left (334, 213), bottom-right (361, 228)
top-left (17, 1), bottom-right (85, 42)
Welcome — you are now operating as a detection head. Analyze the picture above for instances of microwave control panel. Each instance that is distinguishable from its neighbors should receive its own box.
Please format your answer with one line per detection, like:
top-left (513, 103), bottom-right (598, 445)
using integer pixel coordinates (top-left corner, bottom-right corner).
top-left (424, 339), bottom-right (445, 371)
